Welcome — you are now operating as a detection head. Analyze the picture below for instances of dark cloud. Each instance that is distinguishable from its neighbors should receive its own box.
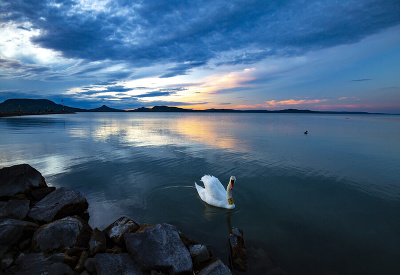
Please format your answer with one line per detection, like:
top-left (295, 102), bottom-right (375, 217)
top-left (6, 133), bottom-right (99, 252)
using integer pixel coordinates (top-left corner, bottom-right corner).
top-left (0, 57), bottom-right (51, 78)
top-left (351, 78), bottom-right (372, 82)
top-left (2, 0), bottom-right (399, 77)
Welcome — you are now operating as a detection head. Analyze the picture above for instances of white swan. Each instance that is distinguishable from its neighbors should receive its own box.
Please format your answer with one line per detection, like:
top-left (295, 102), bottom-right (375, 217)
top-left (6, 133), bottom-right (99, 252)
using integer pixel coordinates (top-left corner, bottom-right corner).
top-left (195, 175), bottom-right (236, 209)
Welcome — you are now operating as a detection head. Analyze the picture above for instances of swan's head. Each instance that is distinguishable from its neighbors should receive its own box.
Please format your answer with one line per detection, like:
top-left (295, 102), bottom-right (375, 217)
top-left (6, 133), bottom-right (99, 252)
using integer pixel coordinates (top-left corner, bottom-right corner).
top-left (229, 176), bottom-right (236, 190)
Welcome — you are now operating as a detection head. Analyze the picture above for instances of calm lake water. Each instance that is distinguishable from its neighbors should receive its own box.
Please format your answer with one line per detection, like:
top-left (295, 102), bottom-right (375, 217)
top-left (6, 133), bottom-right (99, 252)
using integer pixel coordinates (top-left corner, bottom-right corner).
top-left (1, 112), bottom-right (399, 274)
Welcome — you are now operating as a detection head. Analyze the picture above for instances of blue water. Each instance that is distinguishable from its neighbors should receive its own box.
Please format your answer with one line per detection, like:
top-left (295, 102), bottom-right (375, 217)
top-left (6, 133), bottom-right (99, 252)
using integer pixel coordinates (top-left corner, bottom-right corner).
top-left (1, 113), bottom-right (399, 274)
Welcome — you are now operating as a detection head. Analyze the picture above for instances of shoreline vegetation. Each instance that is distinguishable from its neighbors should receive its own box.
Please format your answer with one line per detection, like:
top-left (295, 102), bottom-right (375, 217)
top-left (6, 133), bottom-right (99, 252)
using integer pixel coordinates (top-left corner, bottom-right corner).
top-left (0, 99), bottom-right (390, 118)
top-left (0, 164), bottom-right (260, 274)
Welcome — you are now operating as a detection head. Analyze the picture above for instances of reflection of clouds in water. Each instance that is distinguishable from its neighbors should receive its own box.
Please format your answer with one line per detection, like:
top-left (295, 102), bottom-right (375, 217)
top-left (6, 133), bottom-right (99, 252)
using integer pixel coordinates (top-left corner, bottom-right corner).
top-left (67, 115), bottom-right (245, 152)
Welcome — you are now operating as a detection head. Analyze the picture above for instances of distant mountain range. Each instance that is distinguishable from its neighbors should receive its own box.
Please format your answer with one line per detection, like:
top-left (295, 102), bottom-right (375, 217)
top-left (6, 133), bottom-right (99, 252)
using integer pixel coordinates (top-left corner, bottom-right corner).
top-left (0, 98), bottom-right (385, 115)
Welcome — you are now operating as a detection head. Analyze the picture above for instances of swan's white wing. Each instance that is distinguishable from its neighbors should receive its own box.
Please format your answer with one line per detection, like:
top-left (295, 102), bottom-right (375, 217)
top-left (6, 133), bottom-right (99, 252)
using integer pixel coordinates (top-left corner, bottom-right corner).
top-left (201, 175), bottom-right (226, 201)
top-left (195, 182), bottom-right (207, 202)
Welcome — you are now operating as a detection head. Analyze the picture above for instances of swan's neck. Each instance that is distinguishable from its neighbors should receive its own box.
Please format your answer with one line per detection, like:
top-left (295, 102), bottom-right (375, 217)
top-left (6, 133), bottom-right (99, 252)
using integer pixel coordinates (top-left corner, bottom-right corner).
top-left (226, 182), bottom-right (234, 205)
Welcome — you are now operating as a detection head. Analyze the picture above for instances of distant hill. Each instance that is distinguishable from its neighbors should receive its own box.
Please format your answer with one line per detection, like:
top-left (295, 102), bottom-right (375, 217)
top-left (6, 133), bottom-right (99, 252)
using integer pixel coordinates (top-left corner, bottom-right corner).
top-left (0, 99), bottom-right (85, 113)
top-left (129, 106), bottom-right (193, 112)
top-left (88, 105), bottom-right (125, 112)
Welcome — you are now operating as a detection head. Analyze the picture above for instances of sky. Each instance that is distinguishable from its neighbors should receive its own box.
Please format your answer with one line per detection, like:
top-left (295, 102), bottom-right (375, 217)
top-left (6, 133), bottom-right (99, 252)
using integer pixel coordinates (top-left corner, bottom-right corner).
top-left (1, 0), bottom-right (400, 113)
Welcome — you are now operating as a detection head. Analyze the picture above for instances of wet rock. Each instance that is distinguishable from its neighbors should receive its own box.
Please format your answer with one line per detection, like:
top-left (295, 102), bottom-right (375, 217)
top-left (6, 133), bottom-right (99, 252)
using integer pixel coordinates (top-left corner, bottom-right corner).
top-left (197, 259), bottom-right (231, 275)
top-left (89, 227), bottom-right (107, 255)
top-left (229, 227), bottom-right (247, 272)
top-left (189, 244), bottom-right (210, 266)
top-left (74, 250), bottom-right (88, 274)
top-left (0, 199), bottom-right (30, 220)
top-left (0, 164), bottom-right (47, 197)
top-left (94, 253), bottom-right (143, 275)
top-left (32, 216), bottom-right (92, 253)
top-left (125, 223), bottom-right (192, 274)
top-left (104, 216), bottom-right (139, 246)
top-left (0, 219), bottom-right (39, 246)
top-left (28, 187), bottom-right (88, 223)
top-left (9, 252), bottom-right (74, 275)
top-left (0, 245), bottom-right (8, 258)
top-left (30, 186), bottom-right (56, 201)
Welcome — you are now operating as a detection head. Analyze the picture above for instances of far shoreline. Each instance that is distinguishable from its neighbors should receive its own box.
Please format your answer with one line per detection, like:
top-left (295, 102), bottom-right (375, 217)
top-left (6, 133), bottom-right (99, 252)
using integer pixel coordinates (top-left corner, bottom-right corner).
top-left (0, 111), bottom-right (76, 118)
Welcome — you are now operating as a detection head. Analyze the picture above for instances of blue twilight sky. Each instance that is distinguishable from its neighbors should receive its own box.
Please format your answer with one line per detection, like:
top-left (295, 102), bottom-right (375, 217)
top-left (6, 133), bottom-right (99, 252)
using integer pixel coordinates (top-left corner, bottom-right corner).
top-left (1, 0), bottom-right (400, 112)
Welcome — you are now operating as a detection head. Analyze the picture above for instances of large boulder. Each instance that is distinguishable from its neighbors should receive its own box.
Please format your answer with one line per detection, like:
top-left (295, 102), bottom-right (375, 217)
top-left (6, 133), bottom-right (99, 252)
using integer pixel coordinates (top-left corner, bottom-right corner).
top-left (197, 259), bottom-right (232, 275)
top-left (0, 219), bottom-right (38, 246)
top-left (229, 227), bottom-right (247, 272)
top-left (28, 187), bottom-right (88, 223)
top-left (8, 253), bottom-right (74, 275)
top-left (32, 216), bottom-right (92, 253)
top-left (0, 200), bottom-right (30, 220)
top-left (125, 223), bottom-right (192, 274)
top-left (103, 216), bottom-right (140, 246)
top-left (94, 253), bottom-right (143, 275)
top-left (0, 164), bottom-right (46, 197)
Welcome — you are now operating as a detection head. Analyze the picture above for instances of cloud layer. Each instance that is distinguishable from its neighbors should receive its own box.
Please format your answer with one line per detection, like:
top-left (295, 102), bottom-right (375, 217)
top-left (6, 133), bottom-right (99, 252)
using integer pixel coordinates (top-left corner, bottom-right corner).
top-left (1, 0), bottom-right (400, 111)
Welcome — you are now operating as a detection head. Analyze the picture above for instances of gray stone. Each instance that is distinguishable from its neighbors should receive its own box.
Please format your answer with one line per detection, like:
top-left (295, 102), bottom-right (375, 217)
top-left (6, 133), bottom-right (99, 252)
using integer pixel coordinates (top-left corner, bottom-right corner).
top-left (104, 216), bottom-right (140, 246)
top-left (32, 216), bottom-right (92, 252)
top-left (0, 219), bottom-right (38, 246)
top-left (10, 253), bottom-right (74, 275)
top-left (0, 164), bottom-right (47, 197)
top-left (189, 244), bottom-right (210, 266)
top-left (28, 187), bottom-right (88, 223)
top-left (197, 260), bottom-right (231, 275)
top-left (229, 227), bottom-right (247, 272)
top-left (94, 253), bottom-right (143, 275)
top-left (89, 227), bottom-right (107, 255)
top-left (84, 257), bottom-right (96, 273)
top-left (0, 199), bottom-right (30, 220)
top-left (125, 223), bottom-right (192, 274)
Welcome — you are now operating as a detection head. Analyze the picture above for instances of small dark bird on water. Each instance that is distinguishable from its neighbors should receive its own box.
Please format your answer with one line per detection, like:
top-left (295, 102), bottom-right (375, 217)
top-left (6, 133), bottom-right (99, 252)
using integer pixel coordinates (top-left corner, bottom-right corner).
top-left (304, 131), bottom-right (308, 134)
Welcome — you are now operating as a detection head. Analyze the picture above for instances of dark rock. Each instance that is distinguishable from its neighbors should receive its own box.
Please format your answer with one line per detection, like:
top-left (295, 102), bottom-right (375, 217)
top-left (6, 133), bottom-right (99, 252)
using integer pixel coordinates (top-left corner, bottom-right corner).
top-left (0, 219), bottom-right (39, 246)
top-left (30, 186), bottom-right (56, 201)
top-left (103, 216), bottom-right (139, 246)
top-left (18, 238), bottom-right (31, 251)
top-left (125, 223), bottom-right (192, 274)
top-left (0, 245), bottom-right (8, 258)
top-left (106, 245), bottom-right (125, 254)
top-left (94, 253), bottom-right (143, 275)
top-left (28, 187), bottom-right (88, 223)
top-left (0, 199), bottom-right (30, 220)
top-left (229, 227), bottom-right (247, 272)
top-left (89, 227), bottom-right (107, 256)
top-left (32, 216), bottom-right (92, 252)
top-left (74, 250), bottom-right (88, 274)
top-left (84, 257), bottom-right (96, 273)
top-left (11, 194), bottom-right (28, 200)
top-left (9, 252), bottom-right (74, 275)
top-left (0, 164), bottom-right (47, 197)
top-left (197, 259), bottom-right (231, 275)
top-left (189, 244), bottom-right (210, 266)
top-left (179, 231), bottom-right (199, 248)
top-left (1, 251), bottom-right (16, 270)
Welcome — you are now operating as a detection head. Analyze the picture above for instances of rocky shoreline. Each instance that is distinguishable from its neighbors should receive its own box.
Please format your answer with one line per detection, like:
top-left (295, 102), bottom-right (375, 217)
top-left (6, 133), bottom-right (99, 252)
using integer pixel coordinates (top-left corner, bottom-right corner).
top-left (0, 164), bottom-right (248, 274)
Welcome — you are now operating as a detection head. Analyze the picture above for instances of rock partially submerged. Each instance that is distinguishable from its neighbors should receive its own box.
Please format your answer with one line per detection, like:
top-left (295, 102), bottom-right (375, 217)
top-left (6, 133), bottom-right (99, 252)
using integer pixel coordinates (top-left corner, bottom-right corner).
top-left (0, 164), bottom-right (46, 197)
top-left (125, 223), bottom-right (193, 274)
top-left (198, 259), bottom-right (232, 275)
top-left (229, 227), bottom-right (248, 272)
top-left (28, 187), bottom-right (88, 223)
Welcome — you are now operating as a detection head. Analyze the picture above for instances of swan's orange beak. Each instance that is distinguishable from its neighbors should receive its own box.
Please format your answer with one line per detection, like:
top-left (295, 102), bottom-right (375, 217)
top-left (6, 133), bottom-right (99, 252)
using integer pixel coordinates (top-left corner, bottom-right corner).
top-left (230, 179), bottom-right (234, 189)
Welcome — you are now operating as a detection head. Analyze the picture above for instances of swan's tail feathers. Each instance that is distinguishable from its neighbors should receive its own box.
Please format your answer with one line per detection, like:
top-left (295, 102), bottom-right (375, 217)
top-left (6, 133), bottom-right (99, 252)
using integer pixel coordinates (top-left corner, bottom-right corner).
top-left (195, 182), bottom-right (206, 202)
